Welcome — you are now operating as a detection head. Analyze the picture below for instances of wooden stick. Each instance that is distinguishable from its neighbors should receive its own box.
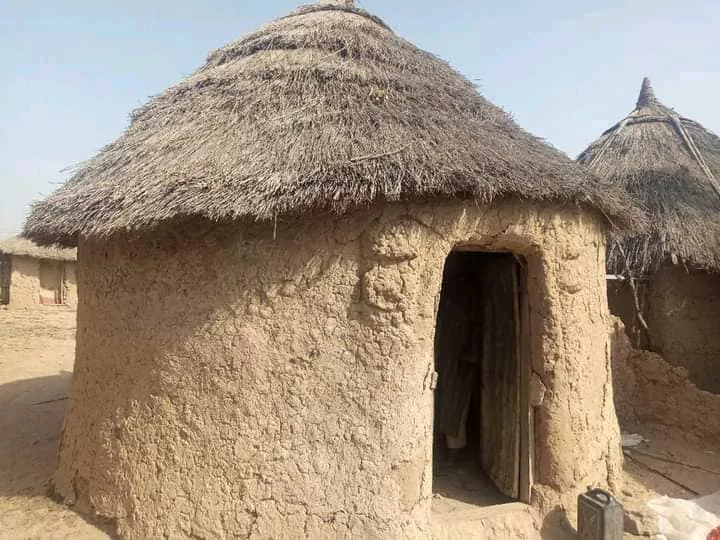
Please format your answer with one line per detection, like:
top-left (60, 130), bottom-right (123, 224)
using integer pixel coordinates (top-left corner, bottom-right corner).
top-left (596, 207), bottom-right (653, 347)
top-left (32, 396), bottom-right (68, 406)
top-left (614, 240), bottom-right (653, 348)
top-left (587, 116), bottom-right (631, 170)
top-left (670, 115), bottom-right (720, 201)
top-left (626, 448), bottom-right (720, 476)
top-left (349, 144), bottom-right (412, 164)
top-left (624, 451), bottom-right (700, 495)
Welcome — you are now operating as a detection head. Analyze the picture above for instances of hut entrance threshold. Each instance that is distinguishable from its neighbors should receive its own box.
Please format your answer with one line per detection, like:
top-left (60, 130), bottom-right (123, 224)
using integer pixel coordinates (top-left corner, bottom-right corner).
top-left (432, 249), bottom-right (532, 512)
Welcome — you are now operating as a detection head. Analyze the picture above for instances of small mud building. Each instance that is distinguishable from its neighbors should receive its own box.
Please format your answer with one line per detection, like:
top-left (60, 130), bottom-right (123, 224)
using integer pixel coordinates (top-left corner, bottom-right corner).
top-left (0, 236), bottom-right (77, 309)
top-left (579, 78), bottom-right (720, 394)
top-left (25, 2), bottom-right (637, 538)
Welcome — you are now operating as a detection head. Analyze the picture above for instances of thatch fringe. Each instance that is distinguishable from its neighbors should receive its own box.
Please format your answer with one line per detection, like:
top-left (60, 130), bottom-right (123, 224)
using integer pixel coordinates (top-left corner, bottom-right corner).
top-left (25, 3), bottom-right (638, 247)
top-left (579, 78), bottom-right (720, 274)
top-left (0, 236), bottom-right (77, 261)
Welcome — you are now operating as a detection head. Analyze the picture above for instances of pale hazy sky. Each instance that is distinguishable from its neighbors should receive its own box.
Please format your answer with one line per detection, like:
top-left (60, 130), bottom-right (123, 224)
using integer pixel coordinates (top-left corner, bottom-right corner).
top-left (1, 0), bottom-right (718, 236)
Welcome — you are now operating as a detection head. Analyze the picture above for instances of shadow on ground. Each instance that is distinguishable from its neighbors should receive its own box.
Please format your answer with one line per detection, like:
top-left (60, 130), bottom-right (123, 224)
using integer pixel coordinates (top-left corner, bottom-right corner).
top-left (0, 371), bottom-right (71, 497)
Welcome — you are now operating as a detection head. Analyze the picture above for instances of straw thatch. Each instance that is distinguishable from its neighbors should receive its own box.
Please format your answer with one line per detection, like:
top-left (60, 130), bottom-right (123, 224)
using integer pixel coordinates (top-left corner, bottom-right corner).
top-left (0, 236), bottom-right (77, 261)
top-left (25, 2), bottom-right (637, 247)
top-left (579, 78), bottom-right (720, 275)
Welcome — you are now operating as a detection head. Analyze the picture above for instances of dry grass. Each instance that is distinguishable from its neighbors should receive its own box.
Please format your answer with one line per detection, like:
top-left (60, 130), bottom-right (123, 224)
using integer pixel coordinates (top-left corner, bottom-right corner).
top-left (25, 3), bottom-right (638, 247)
top-left (0, 237), bottom-right (76, 262)
top-left (579, 78), bottom-right (720, 274)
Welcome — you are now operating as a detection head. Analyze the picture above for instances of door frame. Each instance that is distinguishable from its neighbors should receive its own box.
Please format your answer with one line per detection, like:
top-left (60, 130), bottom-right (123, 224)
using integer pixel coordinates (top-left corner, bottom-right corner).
top-left (450, 246), bottom-right (534, 504)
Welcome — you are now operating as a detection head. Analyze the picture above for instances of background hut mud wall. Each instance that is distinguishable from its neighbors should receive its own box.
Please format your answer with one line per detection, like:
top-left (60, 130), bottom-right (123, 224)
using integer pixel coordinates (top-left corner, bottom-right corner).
top-left (5, 256), bottom-right (77, 309)
top-left (9, 256), bottom-right (41, 308)
top-left (63, 262), bottom-right (78, 309)
top-left (611, 317), bottom-right (720, 441)
top-left (52, 201), bottom-right (620, 539)
top-left (647, 265), bottom-right (720, 394)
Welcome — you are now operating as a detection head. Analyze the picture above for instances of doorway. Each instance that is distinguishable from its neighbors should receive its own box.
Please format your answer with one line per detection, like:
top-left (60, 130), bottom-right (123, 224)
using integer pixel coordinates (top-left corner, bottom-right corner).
top-left (432, 250), bottom-right (531, 509)
top-left (0, 254), bottom-right (10, 305)
top-left (39, 260), bottom-right (64, 305)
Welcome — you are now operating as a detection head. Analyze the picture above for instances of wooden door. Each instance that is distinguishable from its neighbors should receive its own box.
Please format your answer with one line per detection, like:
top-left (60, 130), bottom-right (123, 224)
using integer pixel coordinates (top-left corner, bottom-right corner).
top-left (39, 259), bottom-right (63, 305)
top-left (479, 257), bottom-right (520, 499)
top-left (0, 254), bottom-right (10, 305)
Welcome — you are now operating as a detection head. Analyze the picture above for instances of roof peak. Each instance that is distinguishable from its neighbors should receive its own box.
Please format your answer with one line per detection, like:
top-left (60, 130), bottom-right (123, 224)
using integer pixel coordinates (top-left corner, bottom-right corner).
top-left (636, 77), bottom-right (658, 108)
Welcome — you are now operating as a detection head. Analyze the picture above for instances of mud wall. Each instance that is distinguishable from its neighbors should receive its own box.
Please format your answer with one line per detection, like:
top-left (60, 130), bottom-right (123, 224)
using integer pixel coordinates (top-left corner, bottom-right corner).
top-left (648, 265), bottom-right (720, 393)
top-left (63, 262), bottom-right (78, 309)
top-left (53, 201), bottom-right (621, 539)
top-left (6, 256), bottom-right (78, 309)
top-left (9, 256), bottom-right (41, 307)
top-left (611, 318), bottom-right (720, 442)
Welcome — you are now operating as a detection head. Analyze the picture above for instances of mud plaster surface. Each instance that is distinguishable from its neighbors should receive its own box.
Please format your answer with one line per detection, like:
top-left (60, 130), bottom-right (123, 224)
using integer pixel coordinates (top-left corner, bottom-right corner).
top-left (9, 256), bottom-right (41, 307)
top-left (7, 256), bottom-right (78, 310)
top-left (54, 200), bottom-right (622, 539)
top-left (648, 265), bottom-right (720, 393)
top-left (63, 262), bottom-right (78, 309)
top-left (611, 317), bottom-right (720, 442)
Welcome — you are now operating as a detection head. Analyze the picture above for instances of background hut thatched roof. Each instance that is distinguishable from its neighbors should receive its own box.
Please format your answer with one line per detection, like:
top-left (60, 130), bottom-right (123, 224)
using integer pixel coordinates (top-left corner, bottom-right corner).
top-left (25, 2), bottom-right (637, 247)
top-left (578, 78), bottom-right (720, 274)
top-left (0, 236), bottom-right (77, 261)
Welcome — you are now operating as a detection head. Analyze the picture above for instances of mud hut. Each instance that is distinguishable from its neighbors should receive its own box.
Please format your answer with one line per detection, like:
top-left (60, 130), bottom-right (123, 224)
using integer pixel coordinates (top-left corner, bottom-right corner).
top-left (24, 3), bottom-right (638, 537)
top-left (579, 78), bottom-right (720, 394)
top-left (0, 236), bottom-right (77, 308)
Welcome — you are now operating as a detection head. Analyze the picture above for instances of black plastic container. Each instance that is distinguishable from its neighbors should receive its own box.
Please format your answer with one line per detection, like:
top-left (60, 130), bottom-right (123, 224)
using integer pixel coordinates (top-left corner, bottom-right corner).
top-left (577, 488), bottom-right (624, 540)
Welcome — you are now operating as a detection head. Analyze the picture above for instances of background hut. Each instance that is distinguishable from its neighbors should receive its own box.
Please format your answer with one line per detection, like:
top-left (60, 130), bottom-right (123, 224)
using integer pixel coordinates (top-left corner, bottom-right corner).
top-left (579, 78), bottom-right (720, 393)
top-left (0, 236), bottom-right (77, 308)
top-left (25, 2), bottom-right (637, 537)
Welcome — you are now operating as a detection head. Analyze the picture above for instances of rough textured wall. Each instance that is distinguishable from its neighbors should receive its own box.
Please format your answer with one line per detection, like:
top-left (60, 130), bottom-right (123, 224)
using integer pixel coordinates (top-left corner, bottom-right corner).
top-left (611, 317), bottom-right (720, 441)
top-left (63, 262), bottom-right (78, 309)
top-left (9, 256), bottom-right (41, 307)
top-left (648, 265), bottom-right (720, 393)
top-left (53, 201), bottom-right (621, 539)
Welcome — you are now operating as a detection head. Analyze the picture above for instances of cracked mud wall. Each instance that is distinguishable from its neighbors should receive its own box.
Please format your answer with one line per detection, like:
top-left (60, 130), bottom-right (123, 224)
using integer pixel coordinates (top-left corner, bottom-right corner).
top-left (52, 200), bottom-right (620, 538)
top-left (609, 265), bottom-right (720, 394)
top-left (611, 317), bottom-right (720, 441)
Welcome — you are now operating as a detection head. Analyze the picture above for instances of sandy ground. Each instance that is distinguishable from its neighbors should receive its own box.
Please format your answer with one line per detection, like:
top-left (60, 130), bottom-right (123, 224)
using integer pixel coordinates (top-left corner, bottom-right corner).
top-left (0, 308), bottom-right (718, 539)
top-left (0, 309), bottom-right (109, 539)
top-left (620, 423), bottom-right (720, 538)
top-left (623, 424), bottom-right (720, 500)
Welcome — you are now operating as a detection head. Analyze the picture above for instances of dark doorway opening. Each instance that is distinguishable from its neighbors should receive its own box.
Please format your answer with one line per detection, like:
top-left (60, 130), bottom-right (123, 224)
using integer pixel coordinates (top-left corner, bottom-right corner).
top-left (432, 250), bottom-right (530, 509)
top-left (0, 254), bottom-right (10, 306)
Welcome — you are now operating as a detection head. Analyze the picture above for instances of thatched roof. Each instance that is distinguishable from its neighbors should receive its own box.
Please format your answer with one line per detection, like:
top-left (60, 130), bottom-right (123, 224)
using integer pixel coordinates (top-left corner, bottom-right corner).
top-left (0, 236), bottom-right (77, 262)
top-left (25, 1), bottom-right (637, 247)
top-left (578, 78), bottom-right (720, 274)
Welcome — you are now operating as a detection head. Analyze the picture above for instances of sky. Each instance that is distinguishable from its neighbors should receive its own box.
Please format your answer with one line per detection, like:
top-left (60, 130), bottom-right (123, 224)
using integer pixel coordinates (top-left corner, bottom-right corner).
top-left (1, 0), bottom-right (718, 237)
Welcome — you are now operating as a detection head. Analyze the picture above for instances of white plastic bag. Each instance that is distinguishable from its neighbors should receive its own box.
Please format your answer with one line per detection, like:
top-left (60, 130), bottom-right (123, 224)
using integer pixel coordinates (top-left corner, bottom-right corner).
top-left (647, 491), bottom-right (720, 540)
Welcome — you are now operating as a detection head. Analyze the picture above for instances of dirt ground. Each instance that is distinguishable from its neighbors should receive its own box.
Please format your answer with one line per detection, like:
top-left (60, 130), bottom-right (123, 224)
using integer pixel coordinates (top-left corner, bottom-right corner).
top-left (620, 423), bottom-right (720, 538)
top-left (0, 309), bottom-right (109, 539)
top-left (0, 308), bottom-right (719, 539)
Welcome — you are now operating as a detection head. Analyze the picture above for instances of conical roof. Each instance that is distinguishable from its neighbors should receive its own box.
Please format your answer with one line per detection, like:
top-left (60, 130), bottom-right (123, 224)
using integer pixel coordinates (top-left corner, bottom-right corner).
top-left (25, 2), bottom-right (635, 247)
top-left (579, 78), bottom-right (720, 274)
